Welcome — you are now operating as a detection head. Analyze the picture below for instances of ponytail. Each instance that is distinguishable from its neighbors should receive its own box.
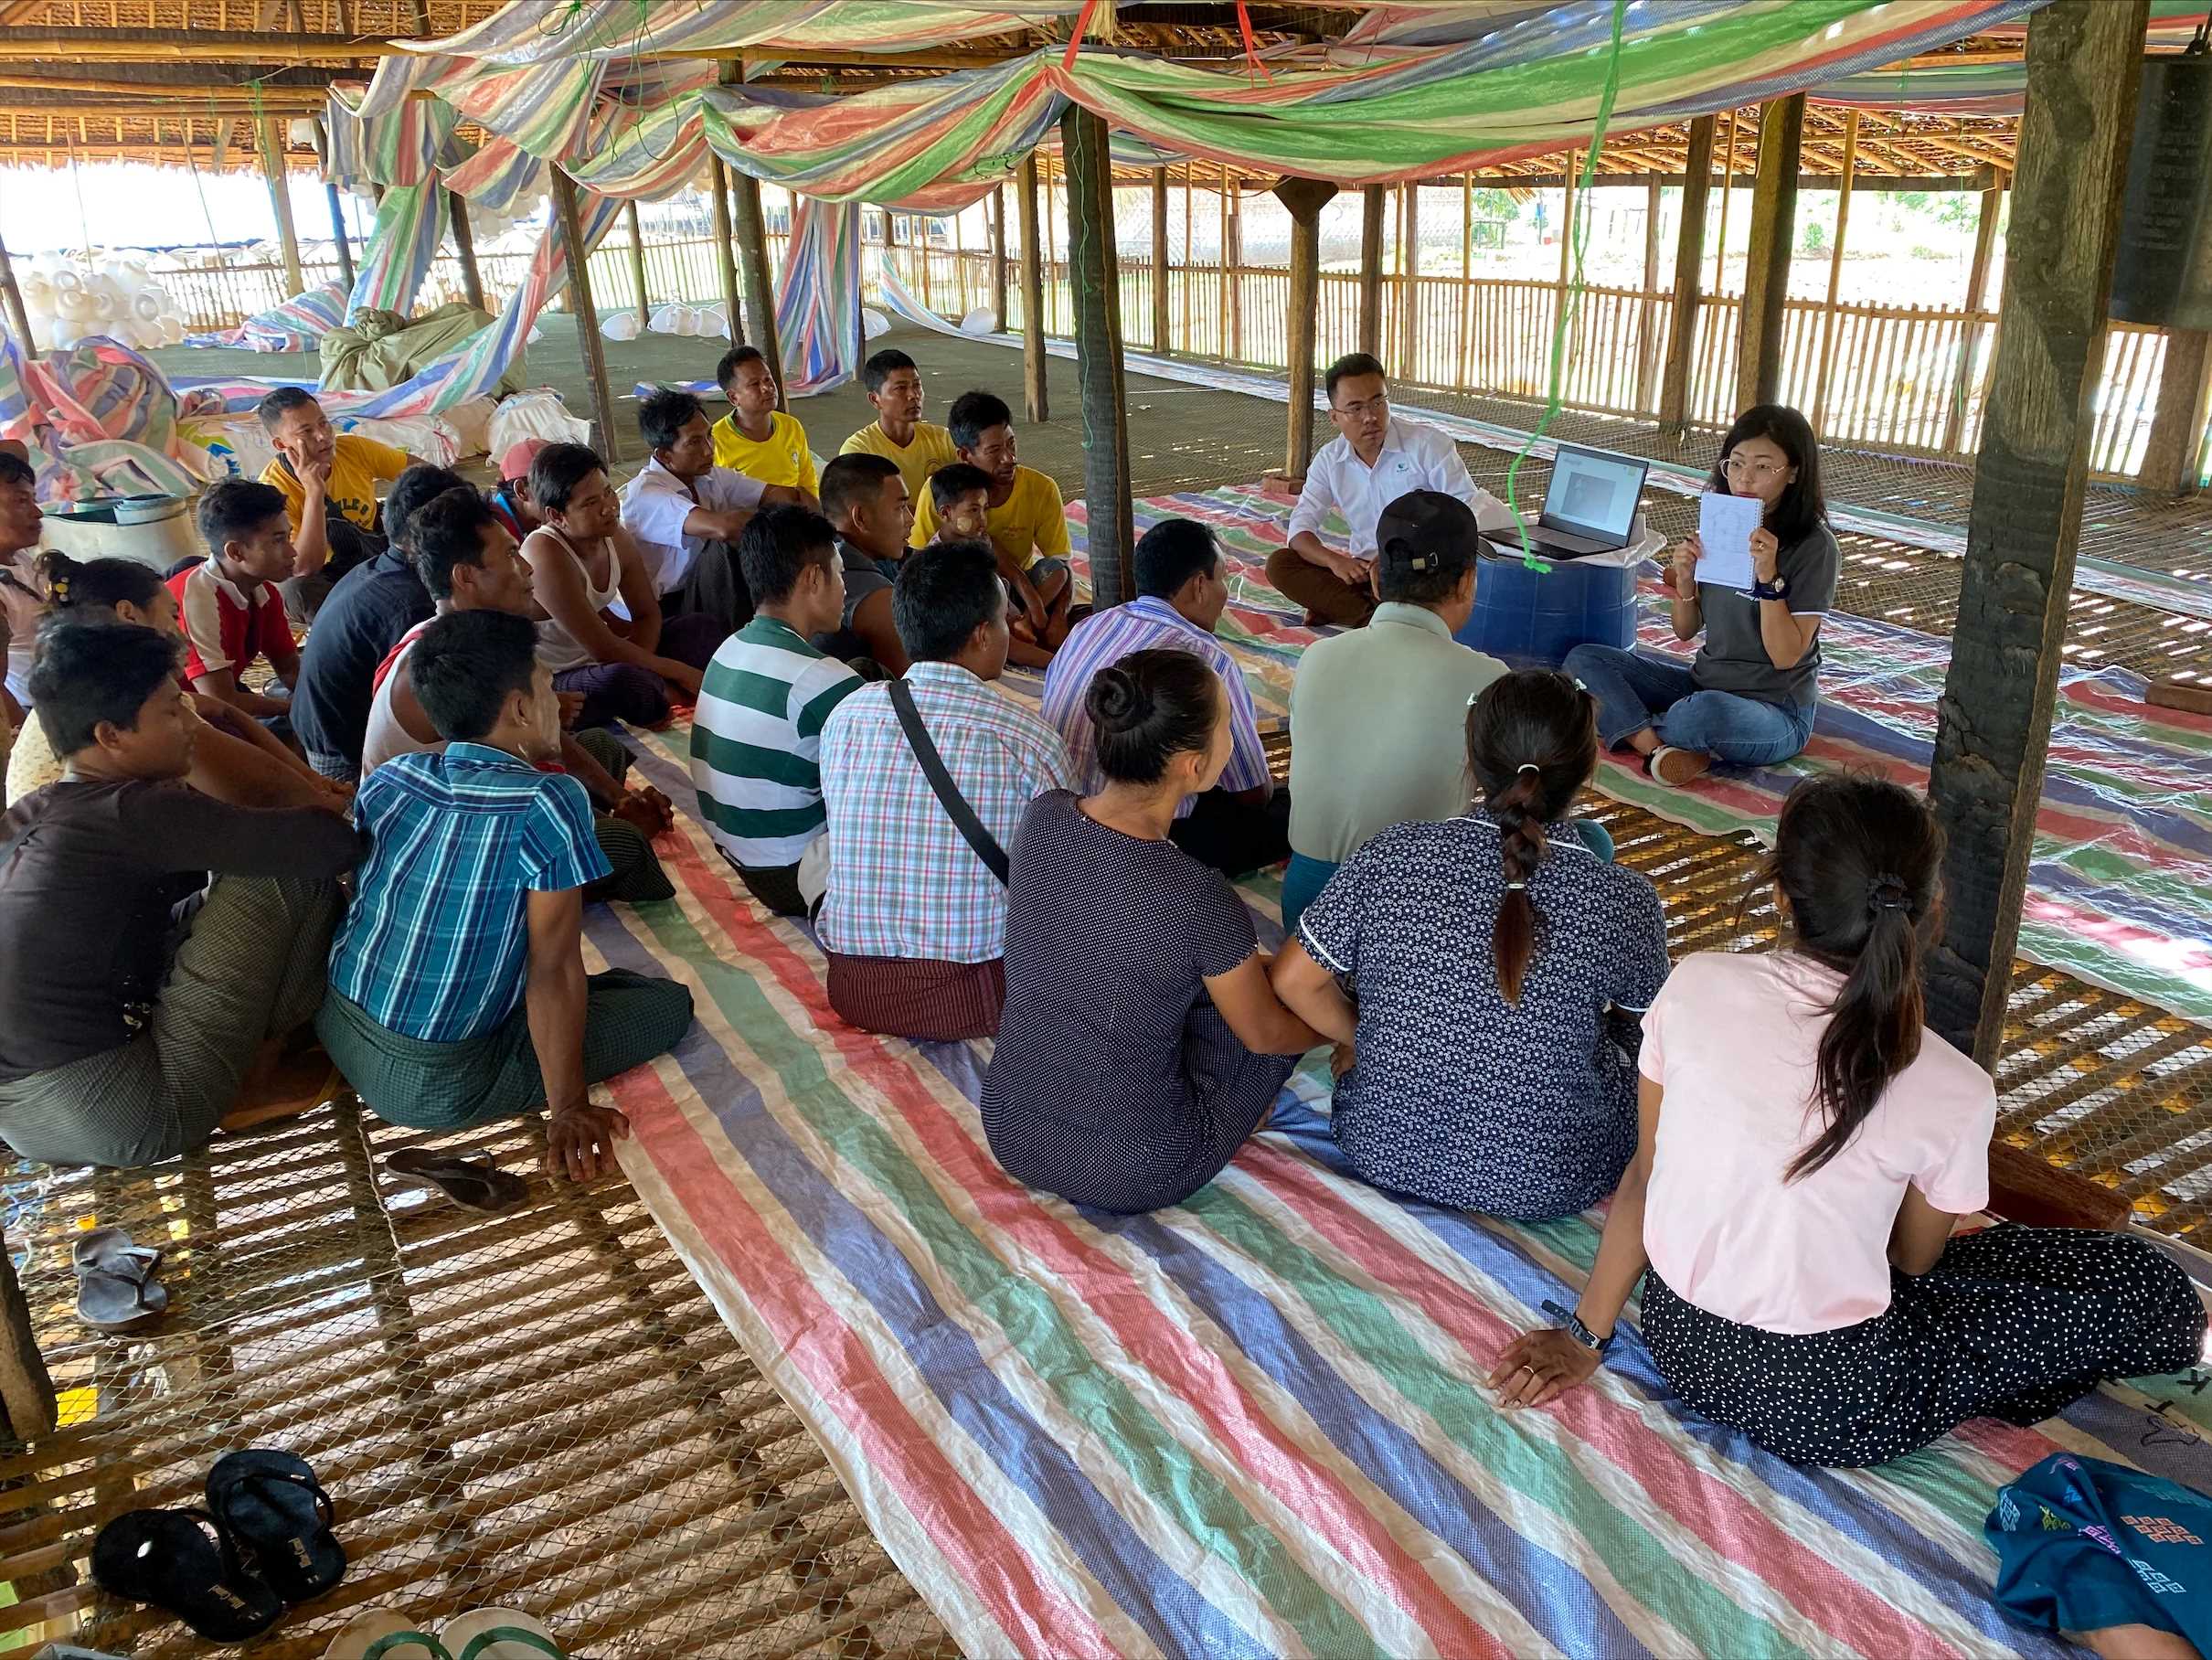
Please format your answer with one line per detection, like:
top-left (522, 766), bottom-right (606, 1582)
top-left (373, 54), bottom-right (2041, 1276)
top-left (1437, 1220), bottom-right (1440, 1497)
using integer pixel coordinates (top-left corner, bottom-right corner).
top-left (1465, 670), bottom-right (1600, 1006)
top-left (1771, 776), bottom-right (1944, 1181)
top-left (37, 549), bottom-right (163, 615)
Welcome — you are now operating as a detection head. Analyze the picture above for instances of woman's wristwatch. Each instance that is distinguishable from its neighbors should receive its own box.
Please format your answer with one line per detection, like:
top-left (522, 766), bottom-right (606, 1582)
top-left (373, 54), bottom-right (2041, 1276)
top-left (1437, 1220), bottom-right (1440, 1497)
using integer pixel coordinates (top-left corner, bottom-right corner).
top-left (1750, 573), bottom-right (1790, 602)
top-left (1541, 1298), bottom-right (1614, 1356)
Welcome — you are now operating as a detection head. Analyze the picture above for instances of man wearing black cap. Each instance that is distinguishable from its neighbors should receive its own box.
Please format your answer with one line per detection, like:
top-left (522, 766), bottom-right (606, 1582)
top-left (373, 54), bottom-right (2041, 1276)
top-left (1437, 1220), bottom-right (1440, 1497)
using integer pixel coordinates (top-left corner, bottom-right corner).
top-left (1281, 490), bottom-right (1506, 930)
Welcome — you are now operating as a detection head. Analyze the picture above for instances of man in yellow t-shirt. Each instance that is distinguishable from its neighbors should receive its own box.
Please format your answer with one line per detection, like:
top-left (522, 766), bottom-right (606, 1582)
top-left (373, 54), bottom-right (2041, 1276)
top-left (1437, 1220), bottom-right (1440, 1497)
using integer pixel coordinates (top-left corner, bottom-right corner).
top-left (255, 385), bottom-right (414, 625)
top-left (710, 346), bottom-right (820, 505)
top-left (907, 388), bottom-right (1074, 665)
top-left (838, 347), bottom-right (956, 502)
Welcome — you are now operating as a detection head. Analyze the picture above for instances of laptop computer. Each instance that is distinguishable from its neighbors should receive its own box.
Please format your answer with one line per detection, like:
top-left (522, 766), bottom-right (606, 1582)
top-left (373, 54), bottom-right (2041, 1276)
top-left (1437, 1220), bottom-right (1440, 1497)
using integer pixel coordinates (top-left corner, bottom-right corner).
top-left (1496, 443), bottom-right (1650, 558)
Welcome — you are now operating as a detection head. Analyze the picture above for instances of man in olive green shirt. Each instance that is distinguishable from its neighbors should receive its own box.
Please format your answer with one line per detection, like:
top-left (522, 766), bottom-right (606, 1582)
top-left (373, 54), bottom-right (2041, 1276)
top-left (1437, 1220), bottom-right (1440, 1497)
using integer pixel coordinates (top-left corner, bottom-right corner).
top-left (1283, 491), bottom-right (1505, 931)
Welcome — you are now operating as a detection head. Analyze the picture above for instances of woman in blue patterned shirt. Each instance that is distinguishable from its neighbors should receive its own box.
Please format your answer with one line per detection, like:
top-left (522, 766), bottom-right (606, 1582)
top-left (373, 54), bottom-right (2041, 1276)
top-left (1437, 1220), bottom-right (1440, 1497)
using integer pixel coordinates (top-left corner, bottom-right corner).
top-left (1272, 670), bottom-right (1669, 1220)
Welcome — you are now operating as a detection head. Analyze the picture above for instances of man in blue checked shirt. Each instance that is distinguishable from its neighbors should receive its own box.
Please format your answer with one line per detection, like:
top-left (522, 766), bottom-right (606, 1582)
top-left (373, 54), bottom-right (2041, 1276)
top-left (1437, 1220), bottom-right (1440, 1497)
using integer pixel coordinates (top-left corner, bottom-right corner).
top-left (318, 610), bottom-right (695, 1182)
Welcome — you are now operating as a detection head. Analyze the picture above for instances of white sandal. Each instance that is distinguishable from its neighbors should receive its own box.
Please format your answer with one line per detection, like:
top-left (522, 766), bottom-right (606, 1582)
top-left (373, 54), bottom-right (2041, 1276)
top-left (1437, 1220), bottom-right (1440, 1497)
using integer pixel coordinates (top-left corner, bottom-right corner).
top-left (440, 1608), bottom-right (567, 1660)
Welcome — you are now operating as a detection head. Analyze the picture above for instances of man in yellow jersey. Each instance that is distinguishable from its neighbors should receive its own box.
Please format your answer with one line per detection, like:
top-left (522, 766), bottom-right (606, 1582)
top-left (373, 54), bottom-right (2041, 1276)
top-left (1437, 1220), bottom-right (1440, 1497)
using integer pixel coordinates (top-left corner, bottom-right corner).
top-left (710, 346), bottom-right (819, 508)
top-left (838, 348), bottom-right (956, 501)
top-left (908, 389), bottom-right (1074, 665)
top-left (256, 386), bottom-right (417, 626)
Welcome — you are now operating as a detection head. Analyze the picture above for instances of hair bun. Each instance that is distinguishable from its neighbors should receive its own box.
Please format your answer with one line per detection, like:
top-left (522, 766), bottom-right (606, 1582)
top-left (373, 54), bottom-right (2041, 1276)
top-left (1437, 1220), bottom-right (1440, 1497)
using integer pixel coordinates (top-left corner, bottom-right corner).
top-left (1085, 665), bottom-right (1144, 732)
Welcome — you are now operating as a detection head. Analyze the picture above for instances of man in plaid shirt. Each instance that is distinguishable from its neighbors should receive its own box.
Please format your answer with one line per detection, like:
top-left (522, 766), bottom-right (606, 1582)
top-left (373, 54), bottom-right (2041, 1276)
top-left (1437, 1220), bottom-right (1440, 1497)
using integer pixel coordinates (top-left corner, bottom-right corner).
top-left (818, 540), bottom-right (1074, 1041)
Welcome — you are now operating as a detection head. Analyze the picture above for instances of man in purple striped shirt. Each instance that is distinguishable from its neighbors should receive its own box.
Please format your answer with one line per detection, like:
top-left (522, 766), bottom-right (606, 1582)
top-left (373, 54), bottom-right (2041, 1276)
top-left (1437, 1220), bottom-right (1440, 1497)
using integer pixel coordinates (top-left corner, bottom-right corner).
top-left (1040, 517), bottom-right (1287, 877)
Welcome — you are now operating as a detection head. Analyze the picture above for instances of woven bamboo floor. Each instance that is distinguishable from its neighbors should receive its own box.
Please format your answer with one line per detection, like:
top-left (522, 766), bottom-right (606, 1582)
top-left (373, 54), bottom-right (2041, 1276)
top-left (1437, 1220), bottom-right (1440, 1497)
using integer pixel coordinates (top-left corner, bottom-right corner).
top-left (0, 1097), bottom-right (959, 1657)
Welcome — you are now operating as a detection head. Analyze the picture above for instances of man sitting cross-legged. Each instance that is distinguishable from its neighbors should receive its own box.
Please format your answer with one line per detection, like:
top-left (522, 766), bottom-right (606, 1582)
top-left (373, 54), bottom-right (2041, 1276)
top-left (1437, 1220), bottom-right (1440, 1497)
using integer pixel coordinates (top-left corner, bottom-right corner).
top-left (691, 505), bottom-right (863, 918)
top-left (1043, 516), bottom-right (1288, 878)
top-left (0, 622), bottom-right (361, 1168)
top-left (621, 388), bottom-right (804, 633)
top-left (711, 346), bottom-right (820, 509)
top-left (525, 442), bottom-right (726, 731)
top-left (817, 540), bottom-right (1075, 1042)
top-left (361, 486), bottom-right (676, 903)
top-left (256, 385), bottom-right (416, 625)
top-left (815, 452), bottom-right (913, 675)
top-left (292, 462), bottom-right (467, 782)
top-left (318, 610), bottom-right (697, 1181)
top-left (170, 478), bottom-right (303, 729)
top-left (838, 347), bottom-right (956, 503)
top-left (908, 391), bottom-right (1075, 665)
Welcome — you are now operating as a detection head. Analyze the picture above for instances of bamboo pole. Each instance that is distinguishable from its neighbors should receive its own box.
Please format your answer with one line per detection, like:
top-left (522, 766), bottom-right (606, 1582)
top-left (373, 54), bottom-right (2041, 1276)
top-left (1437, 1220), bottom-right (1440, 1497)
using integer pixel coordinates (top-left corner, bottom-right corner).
top-left (1226, 168), bottom-right (1243, 362)
top-left (728, 172), bottom-right (785, 408)
top-left (1150, 168), bottom-right (1169, 354)
top-left (0, 230), bottom-right (34, 356)
top-left (1927, 0), bottom-right (2151, 1062)
top-left (1657, 114), bottom-right (1717, 442)
top-left (1712, 108), bottom-right (1739, 295)
top-left (1017, 152), bottom-right (1047, 421)
top-left (991, 183), bottom-right (1008, 331)
top-left (1357, 182), bottom-right (1384, 359)
top-left (1398, 179), bottom-right (1419, 379)
top-left (1216, 166), bottom-right (1228, 359)
top-left (625, 198), bottom-right (649, 325)
top-left (447, 188), bottom-right (485, 311)
top-left (707, 158), bottom-right (742, 345)
top-left (1811, 109), bottom-right (1860, 429)
top-left (1634, 174), bottom-right (1664, 412)
top-left (258, 110), bottom-right (303, 297)
top-left (550, 168), bottom-right (620, 466)
top-left (1941, 165), bottom-right (2007, 452)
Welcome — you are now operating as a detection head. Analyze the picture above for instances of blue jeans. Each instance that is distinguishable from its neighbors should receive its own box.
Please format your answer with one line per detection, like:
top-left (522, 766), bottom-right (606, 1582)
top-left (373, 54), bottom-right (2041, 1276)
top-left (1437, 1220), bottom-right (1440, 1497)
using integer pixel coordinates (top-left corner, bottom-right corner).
top-left (1281, 819), bottom-right (1617, 939)
top-left (1563, 644), bottom-right (1814, 766)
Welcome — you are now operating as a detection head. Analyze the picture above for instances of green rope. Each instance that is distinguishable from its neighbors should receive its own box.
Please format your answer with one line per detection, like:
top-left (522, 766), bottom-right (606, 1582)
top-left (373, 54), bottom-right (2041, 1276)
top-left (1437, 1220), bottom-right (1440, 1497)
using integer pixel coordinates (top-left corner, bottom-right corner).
top-left (1499, 0), bottom-right (1632, 572)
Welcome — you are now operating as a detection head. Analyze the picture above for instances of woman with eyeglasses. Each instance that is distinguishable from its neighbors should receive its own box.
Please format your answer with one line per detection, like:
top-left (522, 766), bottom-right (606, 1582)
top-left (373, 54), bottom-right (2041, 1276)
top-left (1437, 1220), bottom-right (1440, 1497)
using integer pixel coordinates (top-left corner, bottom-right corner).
top-left (1271, 670), bottom-right (1667, 1221)
top-left (1564, 404), bottom-right (1839, 788)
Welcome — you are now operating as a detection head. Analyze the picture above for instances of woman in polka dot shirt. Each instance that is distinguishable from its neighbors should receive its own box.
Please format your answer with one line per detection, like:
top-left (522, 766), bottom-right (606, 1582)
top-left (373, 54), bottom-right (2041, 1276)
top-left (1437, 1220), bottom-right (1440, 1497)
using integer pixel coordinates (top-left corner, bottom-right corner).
top-left (1491, 773), bottom-right (2206, 1467)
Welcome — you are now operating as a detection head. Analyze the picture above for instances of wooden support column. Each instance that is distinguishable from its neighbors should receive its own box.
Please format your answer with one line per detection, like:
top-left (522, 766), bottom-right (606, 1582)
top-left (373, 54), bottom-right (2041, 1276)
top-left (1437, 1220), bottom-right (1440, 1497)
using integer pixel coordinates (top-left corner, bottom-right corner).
top-left (1151, 169), bottom-right (1170, 354)
top-left (1712, 108), bottom-right (1739, 294)
top-left (447, 190), bottom-right (485, 312)
top-left (550, 168), bottom-right (620, 465)
top-left (1357, 182), bottom-right (1385, 361)
top-left (1634, 173), bottom-right (1664, 412)
top-left (728, 171), bottom-right (784, 408)
top-left (1272, 177), bottom-right (1340, 483)
top-left (2141, 325), bottom-right (2212, 494)
top-left (1735, 91), bottom-right (1805, 410)
top-left (624, 198), bottom-right (650, 325)
top-left (1925, 0), bottom-right (2150, 1064)
top-left (1226, 175), bottom-right (1243, 361)
top-left (707, 158), bottom-right (743, 346)
top-left (992, 183), bottom-right (1009, 331)
top-left (324, 182), bottom-right (355, 291)
top-left (1398, 180), bottom-right (1419, 378)
top-left (1060, 106), bottom-right (1133, 607)
top-left (258, 111), bottom-right (303, 297)
top-left (0, 231), bottom-right (35, 354)
top-left (1811, 109), bottom-right (1860, 429)
top-left (0, 1243), bottom-right (53, 1441)
top-left (1941, 165), bottom-right (2008, 453)
top-left (1657, 114), bottom-right (1717, 442)
top-left (1017, 153), bottom-right (1048, 422)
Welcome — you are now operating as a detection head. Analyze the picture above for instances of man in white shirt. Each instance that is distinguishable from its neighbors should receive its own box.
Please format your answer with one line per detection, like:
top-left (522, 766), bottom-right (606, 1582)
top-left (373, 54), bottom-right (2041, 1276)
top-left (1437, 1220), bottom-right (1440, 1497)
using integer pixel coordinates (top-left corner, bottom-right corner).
top-left (1269, 352), bottom-right (1494, 629)
top-left (618, 387), bottom-right (803, 631)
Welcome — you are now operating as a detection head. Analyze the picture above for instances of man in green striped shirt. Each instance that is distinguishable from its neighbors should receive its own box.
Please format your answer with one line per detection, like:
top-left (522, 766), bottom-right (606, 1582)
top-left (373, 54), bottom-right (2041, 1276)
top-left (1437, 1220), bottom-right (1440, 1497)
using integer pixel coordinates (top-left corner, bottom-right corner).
top-left (689, 506), bottom-right (861, 917)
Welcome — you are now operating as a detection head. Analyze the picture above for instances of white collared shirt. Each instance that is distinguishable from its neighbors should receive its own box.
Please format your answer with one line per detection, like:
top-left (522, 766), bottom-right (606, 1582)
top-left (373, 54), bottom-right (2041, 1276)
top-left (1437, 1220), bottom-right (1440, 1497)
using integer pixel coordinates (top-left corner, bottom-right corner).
top-left (618, 456), bottom-right (766, 594)
top-left (1286, 416), bottom-right (1494, 558)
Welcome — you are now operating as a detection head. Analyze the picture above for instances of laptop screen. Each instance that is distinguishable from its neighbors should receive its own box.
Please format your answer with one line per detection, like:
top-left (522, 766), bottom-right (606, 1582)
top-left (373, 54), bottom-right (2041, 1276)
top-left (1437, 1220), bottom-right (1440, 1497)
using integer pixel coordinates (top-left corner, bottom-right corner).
top-left (1542, 445), bottom-right (1648, 541)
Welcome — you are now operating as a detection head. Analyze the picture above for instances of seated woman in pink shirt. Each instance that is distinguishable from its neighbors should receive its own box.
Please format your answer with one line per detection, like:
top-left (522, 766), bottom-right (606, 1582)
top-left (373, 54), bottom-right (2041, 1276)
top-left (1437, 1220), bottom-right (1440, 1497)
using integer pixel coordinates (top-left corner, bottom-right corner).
top-left (1490, 773), bottom-right (2205, 1467)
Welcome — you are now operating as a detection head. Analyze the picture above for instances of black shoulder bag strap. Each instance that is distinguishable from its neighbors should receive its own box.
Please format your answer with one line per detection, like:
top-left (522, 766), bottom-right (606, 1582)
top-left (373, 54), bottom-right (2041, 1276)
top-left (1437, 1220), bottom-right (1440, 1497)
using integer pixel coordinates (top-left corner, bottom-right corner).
top-left (884, 676), bottom-right (1010, 886)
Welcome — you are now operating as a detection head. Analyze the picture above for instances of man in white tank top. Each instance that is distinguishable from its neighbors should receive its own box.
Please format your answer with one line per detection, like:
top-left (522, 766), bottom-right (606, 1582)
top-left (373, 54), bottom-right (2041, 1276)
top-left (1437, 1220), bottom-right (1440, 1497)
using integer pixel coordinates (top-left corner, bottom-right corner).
top-left (364, 489), bottom-right (675, 858)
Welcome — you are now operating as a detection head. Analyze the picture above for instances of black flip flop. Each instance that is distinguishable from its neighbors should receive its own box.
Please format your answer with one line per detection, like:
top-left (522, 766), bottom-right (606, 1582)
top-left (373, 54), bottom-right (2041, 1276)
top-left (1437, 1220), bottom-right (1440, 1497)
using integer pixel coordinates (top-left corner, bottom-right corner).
top-left (90, 1506), bottom-right (283, 1642)
top-left (383, 1149), bottom-right (528, 1215)
top-left (206, 1449), bottom-right (346, 1604)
